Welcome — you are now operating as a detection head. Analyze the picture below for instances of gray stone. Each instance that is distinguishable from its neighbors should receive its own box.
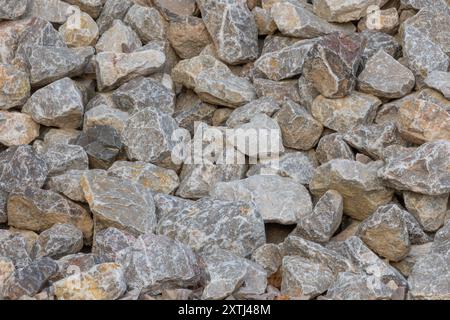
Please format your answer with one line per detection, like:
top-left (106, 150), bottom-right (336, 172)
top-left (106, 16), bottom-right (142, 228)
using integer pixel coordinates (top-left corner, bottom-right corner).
top-left (292, 190), bottom-right (344, 243)
top-left (28, 0), bottom-right (75, 24)
top-left (0, 63), bottom-right (30, 110)
top-left (22, 78), bottom-right (84, 129)
top-left (404, 192), bottom-right (449, 232)
top-left (261, 35), bottom-right (301, 55)
top-left (0, 0), bottom-right (27, 20)
top-left (36, 143), bottom-right (89, 176)
top-left (158, 198), bottom-right (265, 257)
top-left (253, 78), bottom-right (301, 104)
top-left (226, 98), bottom-right (280, 128)
top-left (0, 230), bottom-right (33, 269)
top-left (153, 193), bottom-right (194, 221)
top-left (401, 0), bottom-right (449, 10)
top-left (96, 19), bottom-right (142, 54)
top-left (316, 133), bottom-right (354, 164)
top-left (59, 11), bottom-right (99, 47)
top-left (96, 0), bottom-right (133, 34)
top-left (253, 6), bottom-right (277, 36)
top-left (251, 244), bottom-right (282, 276)
top-left (80, 173), bottom-right (157, 237)
top-left (0, 111), bottom-right (40, 147)
top-left (297, 75), bottom-right (319, 112)
top-left (42, 129), bottom-right (80, 146)
top-left (310, 159), bottom-right (394, 220)
top-left (93, 227), bottom-right (136, 262)
top-left (64, 0), bottom-right (103, 19)
top-left (313, 0), bottom-right (389, 23)
top-left (391, 243), bottom-right (432, 278)
top-left (360, 30), bottom-right (401, 67)
top-left (197, 0), bottom-right (259, 65)
top-left (83, 104), bottom-right (129, 134)
top-left (0, 256), bottom-right (14, 299)
top-left (211, 175), bottom-right (313, 225)
top-left (125, 5), bottom-right (168, 44)
top-left (0, 145), bottom-right (48, 193)
top-left (152, 0), bottom-right (197, 20)
top-left (424, 71), bottom-right (450, 99)
top-left (0, 189), bottom-right (6, 223)
top-left (36, 223), bottom-right (83, 259)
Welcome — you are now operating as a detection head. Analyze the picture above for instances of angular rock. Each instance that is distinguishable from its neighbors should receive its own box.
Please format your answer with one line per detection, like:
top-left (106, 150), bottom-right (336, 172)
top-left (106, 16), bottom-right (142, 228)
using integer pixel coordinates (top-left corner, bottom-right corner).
top-left (22, 78), bottom-right (84, 129)
top-left (292, 190), bottom-right (344, 243)
top-left (153, 193), bottom-right (194, 221)
top-left (197, 0), bottom-right (259, 65)
top-left (0, 0), bottom-right (27, 20)
top-left (28, 0), bottom-right (75, 24)
top-left (59, 11), bottom-right (99, 47)
top-left (358, 50), bottom-right (415, 99)
top-left (83, 104), bottom-right (129, 134)
top-left (64, 0), bottom-right (103, 19)
top-left (310, 159), bottom-right (394, 220)
top-left (254, 78), bottom-right (301, 104)
top-left (0, 256), bottom-right (14, 299)
top-left (0, 111), bottom-right (39, 147)
top-left (36, 223), bottom-right (83, 259)
top-left (42, 128), bottom-right (80, 146)
top-left (152, 0), bottom-right (197, 20)
top-left (125, 5), bottom-right (168, 44)
top-left (261, 35), bottom-right (302, 55)
top-left (303, 32), bottom-right (365, 98)
top-left (311, 92), bottom-right (381, 133)
top-left (116, 234), bottom-right (205, 292)
top-left (108, 161), bottom-right (179, 195)
top-left (379, 140), bottom-right (450, 196)
top-left (391, 243), bottom-right (432, 278)
top-left (173, 91), bottom-right (216, 134)
top-left (0, 189), bottom-right (6, 223)
top-left (0, 63), bottom-right (30, 110)
top-left (211, 175), bottom-right (312, 225)
top-left (252, 244), bottom-right (282, 276)
top-left (158, 198), bottom-right (265, 257)
top-left (358, 7), bottom-right (399, 35)
top-left (313, 0), bottom-right (389, 23)
top-left (36, 143), bottom-right (89, 176)
top-left (7, 187), bottom-right (93, 240)
top-left (93, 227), bottom-right (136, 262)
top-left (316, 133), bottom-right (354, 164)
top-left (253, 6), bottom-right (277, 36)
top-left (274, 98), bottom-right (323, 150)
top-left (53, 263), bottom-right (126, 300)
top-left (404, 191), bottom-right (449, 232)
top-left (0, 145), bottom-right (48, 193)
top-left (400, 0), bottom-right (449, 10)
top-left (96, 19), bottom-right (141, 54)
top-left (0, 230), bottom-right (33, 269)
top-left (424, 71), bottom-right (450, 99)
top-left (96, 0), bottom-right (133, 34)
top-left (360, 30), bottom-right (401, 67)
top-left (81, 173), bottom-right (156, 236)
top-left (297, 75), bottom-right (319, 112)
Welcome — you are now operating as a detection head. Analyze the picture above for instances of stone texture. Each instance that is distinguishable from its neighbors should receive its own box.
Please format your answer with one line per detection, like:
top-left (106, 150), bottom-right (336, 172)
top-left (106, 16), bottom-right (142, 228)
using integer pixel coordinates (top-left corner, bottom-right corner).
top-left (59, 11), bottom-right (99, 48)
top-left (310, 159), bottom-right (394, 220)
top-left (0, 111), bottom-right (40, 147)
top-left (313, 0), bottom-right (389, 23)
top-left (424, 71), bottom-right (450, 99)
top-left (253, 78), bottom-right (301, 104)
top-left (96, 0), bottom-right (133, 34)
top-left (391, 243), bottom-right (432, 278)
top-left (404, 191), bottom-right (449, 232)
top-left (211, 175), bottom-right (313, 225)
top-left (360, 30), bottom-right (401, 68)
top-left (252, 244), bottom-right (282, 276)
top-left (80, 172), bottom-right (157, 236)
top-left (93, 227), bottom-right (136, 262)
top-left (125, 5), bottom-right (168, 44)
top-left (36, 223), bottom-right (83, 259)
top-left (358, 7), bottom-right (399, 35)
top-left (158, 198), bottom-right (265, 257)
top-left (0, 189), bottom-right (6, 223)
top-left (152, 0), bottom-right (197, 20)
top-left (96, 20), bottom-right (141, 54)
top-left (196, 0), bottom-right (259, 65)
top-left (358, 49), bottom-right (415, 99)
top-left (64, 0), bottom-right (103, 19)
top-left (28, 0), bottom-right (75, 24)
top-left (311, 92), bottom-right (381, 133)
top-left (316, 133), bottom-right (354, 164)
top-left (36, 143), bottom-right (89, 176)
top-left (0, 230), bottom-right (33, 269)
top-left (253, 7), bottom-right (277, 36)
top-left (0, 63), bottom-right (30, 110)
top-left (0, 0), bottom-right (27, 20)
top-left (83, 104), bottom-right (129, 134)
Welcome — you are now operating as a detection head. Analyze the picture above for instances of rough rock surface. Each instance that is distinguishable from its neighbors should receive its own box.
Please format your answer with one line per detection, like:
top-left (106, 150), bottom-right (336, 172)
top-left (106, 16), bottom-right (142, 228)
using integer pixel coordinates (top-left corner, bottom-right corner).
top-left (0, 111), bottom-right (40, 147)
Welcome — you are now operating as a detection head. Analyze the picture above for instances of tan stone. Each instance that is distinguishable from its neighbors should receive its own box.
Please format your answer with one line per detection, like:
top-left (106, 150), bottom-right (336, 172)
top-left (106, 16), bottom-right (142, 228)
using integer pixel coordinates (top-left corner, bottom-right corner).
top-left (0, 111), bottom-right (40, 146)
top-left (59, 12), bottom-right (99, 47)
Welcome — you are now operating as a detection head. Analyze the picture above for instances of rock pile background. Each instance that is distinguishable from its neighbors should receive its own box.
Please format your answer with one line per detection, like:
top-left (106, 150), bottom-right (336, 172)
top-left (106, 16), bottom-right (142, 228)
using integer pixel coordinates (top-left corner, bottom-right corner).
top-left (1, 0), bottom-right (450, 300)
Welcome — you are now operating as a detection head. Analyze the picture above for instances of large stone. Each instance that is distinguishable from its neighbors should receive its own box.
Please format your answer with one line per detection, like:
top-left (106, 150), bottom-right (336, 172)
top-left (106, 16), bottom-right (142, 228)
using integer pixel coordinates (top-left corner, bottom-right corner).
top-left (424, 71), bottom-right (450, 99)
top-left (22, 78), bottom-right (84, 129)
top-left (95, 19), bottom-right (141, 54)
top-left (28, 0), bottom-right (75, 24)
top-left (316, 133), bottom-right (354, 164)
top-left (36, 143), bottom-right (89, 176)
top-left (0, 145), bottom-right (48, 193)
top-left (303, 32), bottom-right (365, 98)
top-left (0, 0), bottom-right (27, 20)
top-left (253, 78), bottom-right (301, 104)
top-left (158, 198), bottom-right (265, 257)
top-left (271, 2), bottom-right (354, 39)
top-left (53, 263), bottom-right (127, 300)
top-left (0, 230), bottom-right (33, 269)
top-left (404, 192), bottom-right (449, 232)
top-left (83, 104), bottom-right (129, 134)
top-left (59, 11), bottom-right (99, 47)
top-left (313, 0), bottom-right (389, 23)
top-left (96, 0), bottom-right (133, 34)
top-left (7, 187), bottom-right (93, 240)
top-left (125, 5), bottom-right (168, 44)
top-left (310, 159), bottom-right (394, 220)
top-left (391, 243), bottom-right (432, 278)
top-left (0, 111), bottom-right (39, 147)
top-left (251, 244), bottom-right (282, 276)
top-left (108, 161), bottom-right (179, 195)
top-left (311, 92), bottom-right (381, 133)
top-left (92, 227), bottom-right (136, 262)
top-left (153, 193), bottom-right (194, 221)
top-left (292, 190), bottom-right (344, 243)
top-left (360, 30), bottom-right (401, 67)
top-left (80, 173), bottom-right (157, 236)
top-left (0, 63), bottom-right (30, 110)
top-left (112, 77), bottom-right (175, 116)
top-left (196, 0), bottom-right (259, 65)
top-left (358, 50), bottom-right (415, 99)
top-left (36, 223), bottom-right (83, 259)
top-left (116, 234), bottom-right (205, 292)
top-left (211, 175), bottom-right (313, 225)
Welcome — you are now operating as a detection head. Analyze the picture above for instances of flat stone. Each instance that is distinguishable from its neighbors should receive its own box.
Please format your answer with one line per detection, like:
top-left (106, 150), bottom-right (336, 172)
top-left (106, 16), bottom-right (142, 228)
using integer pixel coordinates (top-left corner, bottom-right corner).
top-left (53, 262), bottom-right (127, 300)
top-left (2, 257), bottom-right (58, 300)
top-left (76, 125), bottom-right (122, 169)
top-left (358, 50), bottom-right (415, 99)
top-left (271, 2), bottom-right (354, 38)
top-left (379, 140), bottom-right (450, 196)
top-left (112, 77), bottom-right (175, 116)
top-left (292, 190), bottom-right (344, 243)
top-left (310, 159), bottom-right (394, 220)
top-left (254, 39), bottom-right (316, 81)
top-left (59, 11), bottom-right (99, 47)
top-left (168, 16), bottom-right (212, 59)
top-left (116, 233), bottom-right (205, 292)
top-left (95, 48), bottom-right (166, 92)
top-left (36, 223), bottom-right (83, 259)
top-left (158, 198), bottom-right (265, 257)
top-left (0, 145), bottom-right (48, 193)
top-left (360, 30), bottom-right (401, 67)
top-left (303, 32), bottom-right (365, 98)
top-left (0, 111), bottom-right (39, 147)
top-left (197, 0), bottom-right (259, 65)
top-left (252, 244), bottom-right (282, 276)
top-left (81, 173), bottom-right (156, 237)
top-left (404, 192), bottom-right (449, 232)
top-left (152, 0), bottom-right (197, 20)
top-left (108, 161), bottom-right (179, 195)
top-left (7, 187), bottom-right (93, 240)
top-left (22, 78), bottom-right (84, 129)
top-left (36, 143), bottom-right (89, 176)
top-left (121, 108), bottom-right (179, 166)
top-left (96, 20), bottom-right (141, 54)
top-left (96, 0), bottom-right (133, 34)
top-left (424, 71), bottom-right (450, 99)
top-left (311, 92), bottom-right (381, 133)
top-left (316, 133), bottom-right (354, 165)
top-left (125, 5), bottom-right (168, 44)
top-left (274, 98), bottom-right (323, 150)
top-left (0, 0), bottom-right (27, 20)
top-left (211, 175), bottom-right (312, 225)
top-left (254, 78), bottom-right (301, 104)
top-left (0, 63), bottom-right (30, 110)
top-left (313, 0), bottom-right (389, 23)
top-left (0, 230), bottom-right (33, 269)
top-left (93, 227), bottom-right (136, 262)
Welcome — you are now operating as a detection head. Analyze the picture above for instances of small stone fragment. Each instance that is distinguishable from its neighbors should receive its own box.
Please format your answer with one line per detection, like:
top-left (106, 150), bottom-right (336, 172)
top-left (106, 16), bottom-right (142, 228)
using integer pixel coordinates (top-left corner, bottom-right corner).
top-left (83, 104), bottom-right (129, 134)
top-left (36, 223), bottom-right (83, 259)
top-left (316, 133), bottom-right (354, 164)
top-left (404, 191), bottom-right (449, 232)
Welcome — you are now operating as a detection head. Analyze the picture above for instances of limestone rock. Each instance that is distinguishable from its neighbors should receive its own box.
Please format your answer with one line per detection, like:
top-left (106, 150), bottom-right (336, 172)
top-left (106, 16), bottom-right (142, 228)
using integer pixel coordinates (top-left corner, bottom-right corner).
top-left (303, 32), bottom-right (365, 98)
top-left (358, 7), bottom-right (399, 35)
top-left (80, 173), bottom-right (157, 236)
top-left (173, 91), bottom-right (216, 134)
top-left (0, 145), bottom-right (48, 193)
top-left (0, 0), bottom-right (27, 20)
top-left (0, 189), bottom-right (6, 223)
top-left (36, 223), bottom-right (83, 259)
top-left (59, 11), bottom-right (99, 47)
top-left (253, 7), bottom-right (277, 36)
top-left (360, 30), bottom-right (401, 67)
top-left (153, 193), bottom-right (194, 221)
top-left (93, 227), bottom-right (136, 262)
top-left (36, 143), bottom-right (89, 176)
top-left (316, 133), bottom-right (354, 164)
top-left (424, 71), bottom-right (450, 99)
top-left (53, 263), bottom-right (126, 300)
top-left (7, 187), bottom-right (93, 240)
top-left (404, 192), bottom-right (449, 232)
top-left (313, 0), bottom-right (389, 23)
top-left (83, 104), bottom-right (129, 134)
top-left (0, 63), bottom-right (30, 110)
top-left (358, 50), bottom-right (415, 99)
top-left (0, 111), bottom-right (39, 147)
top-left (311, 92), bottom-right (381, 133)
top-left (96, 20), bottom-right (141, 54)
top-left (0, 230), bottom-right (33, 269)
top-left (252, 244), bottom-right (282, 276)
top-left (197, 0), bottom-right (259, 65)
top-left (152, 0), bottom-right (197, 20)
top-left (297, 75), bottom-right (319, 112)
top-left (400, 0), bottom-right (449, 10)
top-left (158, 198), bottom-right (265, 257)
top-left (22, 78), bottom-right (84, 129)
top-left (253, 78), bottom-right (301, 104)
top-left (96, 0), bottom-right (133, 34)
top-left (310, 159), bottom-right (394, 220)
top-left (28, 0), bottom-right (75, 24)
top-left (0, 257), bottom-right (14, 299)
top-left (125, 5), bottom-right (168, 44)
top-left (391, 243), bottom-right (432, 278)
top-left (211, 175), bottom-right (312, 225)
top-left (64, 0), bottom-right (103, 19)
